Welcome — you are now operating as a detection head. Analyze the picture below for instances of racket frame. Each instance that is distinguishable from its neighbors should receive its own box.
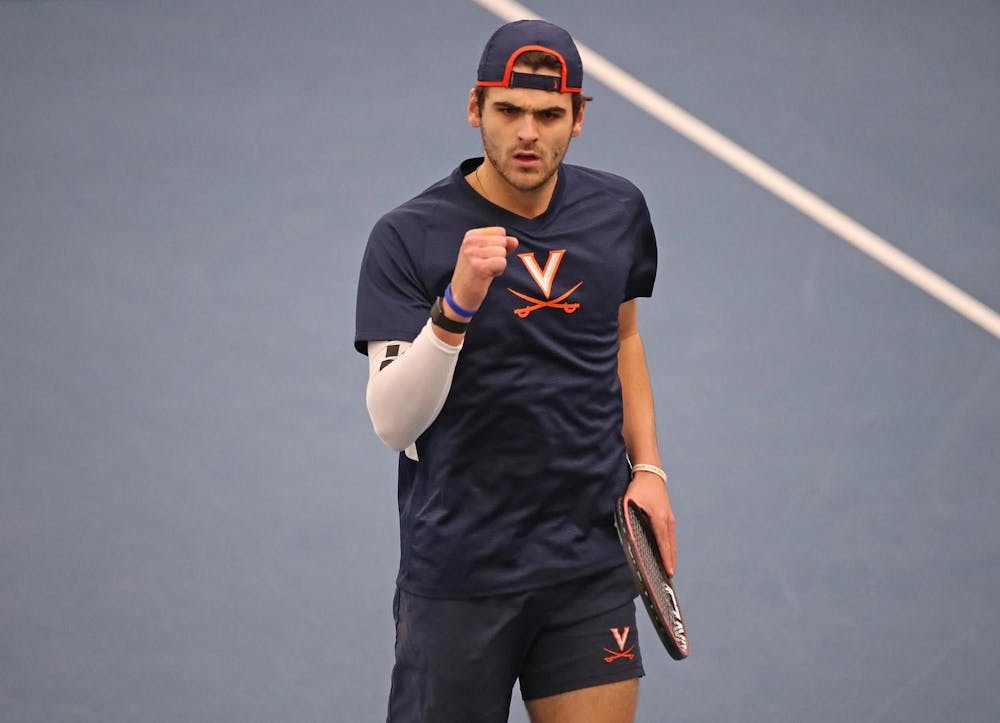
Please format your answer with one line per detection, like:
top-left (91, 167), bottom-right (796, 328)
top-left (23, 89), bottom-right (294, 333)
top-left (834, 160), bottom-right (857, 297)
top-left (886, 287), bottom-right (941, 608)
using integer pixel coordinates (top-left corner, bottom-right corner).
top-left (615, 496), bottom-right (690, 660)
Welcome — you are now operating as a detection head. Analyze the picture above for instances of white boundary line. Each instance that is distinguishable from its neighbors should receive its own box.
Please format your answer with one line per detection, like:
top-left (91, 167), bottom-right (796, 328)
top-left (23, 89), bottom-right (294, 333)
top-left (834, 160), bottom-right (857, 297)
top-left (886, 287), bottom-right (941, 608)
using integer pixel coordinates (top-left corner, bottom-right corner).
top-left (470, 0), bottom-right (1000, 340)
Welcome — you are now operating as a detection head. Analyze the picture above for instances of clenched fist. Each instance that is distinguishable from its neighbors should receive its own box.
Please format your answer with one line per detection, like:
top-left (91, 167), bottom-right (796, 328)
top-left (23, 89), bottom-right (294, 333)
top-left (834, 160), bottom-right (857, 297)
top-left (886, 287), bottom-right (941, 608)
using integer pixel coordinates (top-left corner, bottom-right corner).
top-left (447, 227), bottom-right (519, 315)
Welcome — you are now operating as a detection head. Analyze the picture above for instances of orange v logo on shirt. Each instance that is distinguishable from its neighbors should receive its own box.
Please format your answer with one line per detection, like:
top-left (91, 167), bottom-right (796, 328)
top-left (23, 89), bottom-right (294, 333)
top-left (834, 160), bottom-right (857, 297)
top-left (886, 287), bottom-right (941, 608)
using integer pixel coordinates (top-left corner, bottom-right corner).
top-left (519, 249), bottom-right (566, 298)
top-left (508, 249), bottom-right (582, 318)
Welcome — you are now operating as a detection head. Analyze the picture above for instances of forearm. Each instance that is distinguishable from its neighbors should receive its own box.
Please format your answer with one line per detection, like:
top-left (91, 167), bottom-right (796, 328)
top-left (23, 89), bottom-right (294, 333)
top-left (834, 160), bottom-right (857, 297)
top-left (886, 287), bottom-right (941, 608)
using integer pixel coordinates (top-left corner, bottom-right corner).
top-left (618, 299), bottom-right (661, 466)
top-left (366, 320), bottom-right (462, 451)
top-left (618, 305), bottom-right (676, 574)
top-left (618, 329), bottom-right (662, 467)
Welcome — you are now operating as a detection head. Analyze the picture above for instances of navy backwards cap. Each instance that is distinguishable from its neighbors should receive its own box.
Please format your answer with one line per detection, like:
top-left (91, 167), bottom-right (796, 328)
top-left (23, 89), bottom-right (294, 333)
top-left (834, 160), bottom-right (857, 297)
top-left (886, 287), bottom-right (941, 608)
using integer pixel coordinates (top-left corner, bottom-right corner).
top-left (476, 19), bottom-right (583, 94)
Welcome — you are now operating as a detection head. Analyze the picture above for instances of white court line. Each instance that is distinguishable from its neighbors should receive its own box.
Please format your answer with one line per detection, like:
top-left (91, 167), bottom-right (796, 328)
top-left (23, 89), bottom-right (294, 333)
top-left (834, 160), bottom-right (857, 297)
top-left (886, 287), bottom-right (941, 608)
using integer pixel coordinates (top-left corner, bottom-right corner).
top-left (471, 0), bottom-right (1000, 340)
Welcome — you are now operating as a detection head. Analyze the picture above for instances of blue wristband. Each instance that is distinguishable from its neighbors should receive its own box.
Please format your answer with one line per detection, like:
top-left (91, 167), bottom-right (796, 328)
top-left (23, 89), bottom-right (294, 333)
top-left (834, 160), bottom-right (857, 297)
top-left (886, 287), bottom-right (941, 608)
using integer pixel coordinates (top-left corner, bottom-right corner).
top-left (444, 283), bottom-right (477, 318)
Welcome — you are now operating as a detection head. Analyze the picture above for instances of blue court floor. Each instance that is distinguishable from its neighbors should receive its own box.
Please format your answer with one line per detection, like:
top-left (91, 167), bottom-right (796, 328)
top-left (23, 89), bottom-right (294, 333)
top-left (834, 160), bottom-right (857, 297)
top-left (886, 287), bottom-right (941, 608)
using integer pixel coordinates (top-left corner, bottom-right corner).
top-left (2, 1), bottom-right (998, 721)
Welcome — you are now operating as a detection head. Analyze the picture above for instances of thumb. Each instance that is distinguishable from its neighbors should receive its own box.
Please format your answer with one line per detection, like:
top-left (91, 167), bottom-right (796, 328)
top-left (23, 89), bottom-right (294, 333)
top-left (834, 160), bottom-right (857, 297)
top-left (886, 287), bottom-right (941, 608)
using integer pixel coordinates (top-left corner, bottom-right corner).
top-left (505, 236), bottom-right (519, 253)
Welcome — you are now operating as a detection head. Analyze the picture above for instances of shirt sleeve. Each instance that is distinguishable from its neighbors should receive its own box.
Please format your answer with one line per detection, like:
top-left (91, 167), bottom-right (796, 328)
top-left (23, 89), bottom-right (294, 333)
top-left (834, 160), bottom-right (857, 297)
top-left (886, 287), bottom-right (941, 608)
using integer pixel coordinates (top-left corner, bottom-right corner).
top-left (623, 191), bottom-right (658, 301)
top-left (354, 213), bottom-right (432, 354)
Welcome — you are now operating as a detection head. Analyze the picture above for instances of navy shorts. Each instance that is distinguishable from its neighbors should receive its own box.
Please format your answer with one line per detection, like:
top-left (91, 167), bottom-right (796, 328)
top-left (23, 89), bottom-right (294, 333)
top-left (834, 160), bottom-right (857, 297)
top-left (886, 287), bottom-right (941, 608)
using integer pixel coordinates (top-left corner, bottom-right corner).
top-left (386, 565), bottom-right (644, 723)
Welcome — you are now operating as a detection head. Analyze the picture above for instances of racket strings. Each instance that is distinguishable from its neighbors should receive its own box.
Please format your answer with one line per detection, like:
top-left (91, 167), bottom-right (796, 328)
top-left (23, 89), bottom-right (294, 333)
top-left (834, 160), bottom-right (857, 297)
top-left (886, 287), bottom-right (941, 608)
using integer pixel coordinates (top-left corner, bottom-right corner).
top-left (630, 510), bottom-right (688, 653)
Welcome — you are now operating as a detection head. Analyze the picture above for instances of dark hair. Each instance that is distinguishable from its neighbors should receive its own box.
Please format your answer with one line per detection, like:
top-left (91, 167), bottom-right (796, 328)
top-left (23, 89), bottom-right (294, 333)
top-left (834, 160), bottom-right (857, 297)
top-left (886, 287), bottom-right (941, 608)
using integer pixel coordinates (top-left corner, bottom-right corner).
top-left (475, 50), bottom-right (590, 119)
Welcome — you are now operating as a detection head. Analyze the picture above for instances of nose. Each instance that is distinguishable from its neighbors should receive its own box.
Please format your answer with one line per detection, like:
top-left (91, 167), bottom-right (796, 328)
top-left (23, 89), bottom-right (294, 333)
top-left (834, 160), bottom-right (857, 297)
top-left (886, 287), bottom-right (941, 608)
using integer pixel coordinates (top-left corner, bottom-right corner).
top-left (517, 113), bottom-right (539, 143)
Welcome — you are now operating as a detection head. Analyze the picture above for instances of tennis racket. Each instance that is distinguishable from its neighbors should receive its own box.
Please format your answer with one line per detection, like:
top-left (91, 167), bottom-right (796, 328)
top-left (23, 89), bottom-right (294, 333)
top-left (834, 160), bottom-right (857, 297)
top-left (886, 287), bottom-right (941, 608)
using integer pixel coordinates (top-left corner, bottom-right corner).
top-left (615, 496), bottom-right (690, 660)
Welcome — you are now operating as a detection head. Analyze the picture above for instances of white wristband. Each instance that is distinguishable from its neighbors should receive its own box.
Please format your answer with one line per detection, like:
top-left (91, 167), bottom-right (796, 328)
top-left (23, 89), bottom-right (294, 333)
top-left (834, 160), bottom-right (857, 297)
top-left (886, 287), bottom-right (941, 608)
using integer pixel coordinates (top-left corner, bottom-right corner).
top-left (631, 463), bottom-right (667, 484)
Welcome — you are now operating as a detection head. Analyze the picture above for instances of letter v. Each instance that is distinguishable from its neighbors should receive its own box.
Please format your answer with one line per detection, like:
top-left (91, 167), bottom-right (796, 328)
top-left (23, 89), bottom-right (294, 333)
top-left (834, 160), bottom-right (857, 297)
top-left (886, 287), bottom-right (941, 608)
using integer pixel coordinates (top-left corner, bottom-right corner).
top-left (610, 626), bottom-right (631, 651)
top-left (518, 249), bottom-right (566, 299)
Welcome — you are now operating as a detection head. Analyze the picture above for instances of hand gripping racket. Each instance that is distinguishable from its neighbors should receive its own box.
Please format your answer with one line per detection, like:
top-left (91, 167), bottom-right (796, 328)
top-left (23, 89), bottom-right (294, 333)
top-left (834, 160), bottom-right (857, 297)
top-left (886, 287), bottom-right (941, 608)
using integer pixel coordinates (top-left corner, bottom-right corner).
top-left (615, 497), bottom-right (690, 660)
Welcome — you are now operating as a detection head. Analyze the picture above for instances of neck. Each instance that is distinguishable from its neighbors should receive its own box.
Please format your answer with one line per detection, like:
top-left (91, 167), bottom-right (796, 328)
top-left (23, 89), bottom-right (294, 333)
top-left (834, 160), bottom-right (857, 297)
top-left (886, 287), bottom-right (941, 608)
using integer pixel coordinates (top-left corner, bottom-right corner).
top-left (467, 158), bottom-right (557, 219)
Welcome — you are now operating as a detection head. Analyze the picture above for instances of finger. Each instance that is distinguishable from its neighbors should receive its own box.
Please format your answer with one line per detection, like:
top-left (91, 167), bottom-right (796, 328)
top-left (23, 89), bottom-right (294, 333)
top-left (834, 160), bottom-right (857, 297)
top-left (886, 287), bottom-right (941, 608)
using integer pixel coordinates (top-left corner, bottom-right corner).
top-left (463, 235), bottom-right (515, 257)
top-left (653, 516), bottom-right (676, 577)
top-left (460, 244), bottom-right (512, 278)
top-left (505, 236), bottom-right (519, 252)
top-left (466, 226), bottom-right (507, 238)
top-left (667, 522), bottom-right (677, 577)
top-left (477, 256), bottom-right (509, 277)
top-left (467, 239), bottom-right (514, 257)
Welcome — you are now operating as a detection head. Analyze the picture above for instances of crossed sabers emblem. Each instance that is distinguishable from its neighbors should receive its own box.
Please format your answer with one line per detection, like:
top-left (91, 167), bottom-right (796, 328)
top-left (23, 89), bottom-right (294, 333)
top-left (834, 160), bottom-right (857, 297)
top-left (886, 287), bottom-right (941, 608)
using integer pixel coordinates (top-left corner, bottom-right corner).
top-left (602, 645), bottom-right (636, 663)
top-left (507, 281), bottom-right (583, 318)
top-left (603, 626), bottom-right (636, 663)
top-left (507, 249), bottom-right (581, 318)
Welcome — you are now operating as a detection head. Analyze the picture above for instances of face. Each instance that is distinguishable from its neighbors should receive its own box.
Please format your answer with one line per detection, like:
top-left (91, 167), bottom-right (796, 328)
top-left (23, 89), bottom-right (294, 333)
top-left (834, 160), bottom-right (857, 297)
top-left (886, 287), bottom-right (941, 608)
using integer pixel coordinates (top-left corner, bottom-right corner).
top-left (468, 65), bottom-right (584, 194)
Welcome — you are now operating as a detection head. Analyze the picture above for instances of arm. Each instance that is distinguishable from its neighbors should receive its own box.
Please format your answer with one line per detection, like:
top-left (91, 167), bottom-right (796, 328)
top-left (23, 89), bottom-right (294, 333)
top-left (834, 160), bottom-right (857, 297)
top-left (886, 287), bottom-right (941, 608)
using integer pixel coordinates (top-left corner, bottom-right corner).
top-left (365, 321), bottom-right (462, 452)
top-left (364, 226), bottom-right (519, 452)
top-left (618, 299), bottom-right (678, 575)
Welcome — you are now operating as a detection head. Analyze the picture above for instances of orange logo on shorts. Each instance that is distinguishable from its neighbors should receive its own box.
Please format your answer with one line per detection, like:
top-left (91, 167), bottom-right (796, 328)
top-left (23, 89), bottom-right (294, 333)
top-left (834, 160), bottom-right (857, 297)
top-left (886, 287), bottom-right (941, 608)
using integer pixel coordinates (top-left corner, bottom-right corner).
top-left (603, 626), bottom-right (635, 663)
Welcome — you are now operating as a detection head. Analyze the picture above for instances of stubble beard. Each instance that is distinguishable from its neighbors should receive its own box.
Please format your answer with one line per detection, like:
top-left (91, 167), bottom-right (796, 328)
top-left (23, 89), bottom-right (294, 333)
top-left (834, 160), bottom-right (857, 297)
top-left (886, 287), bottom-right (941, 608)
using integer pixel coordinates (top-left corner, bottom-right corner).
top-left (480, 127), bottom-right (571, 194)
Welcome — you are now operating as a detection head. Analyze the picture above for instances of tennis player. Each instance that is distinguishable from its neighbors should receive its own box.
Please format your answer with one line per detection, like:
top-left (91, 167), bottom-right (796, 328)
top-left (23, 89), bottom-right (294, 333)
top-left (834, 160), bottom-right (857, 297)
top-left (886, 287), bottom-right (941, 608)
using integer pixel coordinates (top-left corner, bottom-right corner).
top-left (355, 19), bottom-right (676, 722)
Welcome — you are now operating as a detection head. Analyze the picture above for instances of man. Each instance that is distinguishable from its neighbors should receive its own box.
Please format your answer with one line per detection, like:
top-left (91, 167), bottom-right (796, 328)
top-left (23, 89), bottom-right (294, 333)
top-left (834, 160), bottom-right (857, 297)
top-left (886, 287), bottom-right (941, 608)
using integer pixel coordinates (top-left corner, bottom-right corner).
top-left (355, 19), bottom-right (676, 723)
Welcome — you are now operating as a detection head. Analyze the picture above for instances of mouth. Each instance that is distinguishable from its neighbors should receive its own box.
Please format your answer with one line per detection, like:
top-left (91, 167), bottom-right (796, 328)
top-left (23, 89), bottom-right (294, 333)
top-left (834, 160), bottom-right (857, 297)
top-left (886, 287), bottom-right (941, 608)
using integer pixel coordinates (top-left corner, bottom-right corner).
top-left (512, 150), bottom-right (541, 169)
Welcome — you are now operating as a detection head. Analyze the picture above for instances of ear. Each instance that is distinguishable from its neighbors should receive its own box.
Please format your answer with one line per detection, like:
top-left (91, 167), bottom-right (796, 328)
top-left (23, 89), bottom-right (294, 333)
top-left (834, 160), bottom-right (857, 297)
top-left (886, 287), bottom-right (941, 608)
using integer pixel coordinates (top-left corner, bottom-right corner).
top-left (468, 88), bottom-right (481, 128)
top-left (570, 99), bottom-right (586, 138)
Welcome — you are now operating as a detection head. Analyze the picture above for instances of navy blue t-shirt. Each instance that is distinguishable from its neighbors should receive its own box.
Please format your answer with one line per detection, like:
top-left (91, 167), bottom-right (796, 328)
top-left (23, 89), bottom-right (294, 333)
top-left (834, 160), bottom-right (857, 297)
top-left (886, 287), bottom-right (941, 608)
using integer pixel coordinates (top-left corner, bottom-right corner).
top-left (355, 158), bottom-right (657, 598)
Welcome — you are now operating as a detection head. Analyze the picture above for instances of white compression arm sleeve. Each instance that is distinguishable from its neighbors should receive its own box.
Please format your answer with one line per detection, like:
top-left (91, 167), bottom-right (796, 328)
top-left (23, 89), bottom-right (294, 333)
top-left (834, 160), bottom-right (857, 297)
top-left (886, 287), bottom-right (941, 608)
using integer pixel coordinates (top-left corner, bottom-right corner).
top-left (366, 319), bottom-right (462, 453)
